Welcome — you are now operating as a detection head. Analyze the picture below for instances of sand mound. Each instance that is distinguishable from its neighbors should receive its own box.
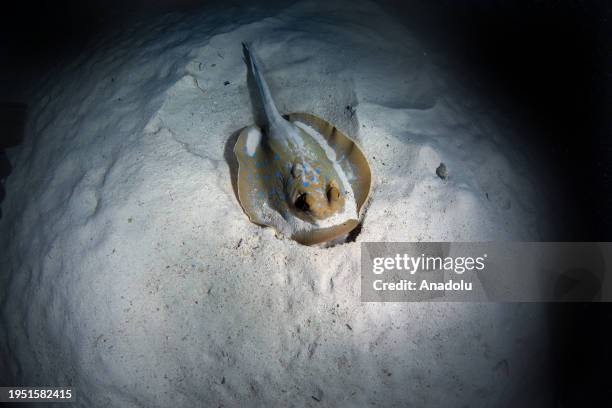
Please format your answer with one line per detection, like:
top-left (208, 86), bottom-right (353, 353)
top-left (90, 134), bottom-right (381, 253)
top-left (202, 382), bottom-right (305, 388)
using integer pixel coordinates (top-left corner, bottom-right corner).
top-left (0, 1), bottom-right (550, 406)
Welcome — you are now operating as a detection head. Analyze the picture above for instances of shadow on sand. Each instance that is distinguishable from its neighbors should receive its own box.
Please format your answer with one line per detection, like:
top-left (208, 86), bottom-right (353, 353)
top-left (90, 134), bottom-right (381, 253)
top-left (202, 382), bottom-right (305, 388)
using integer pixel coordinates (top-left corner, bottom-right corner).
top-left (0, 102), bottom-right (27, 220)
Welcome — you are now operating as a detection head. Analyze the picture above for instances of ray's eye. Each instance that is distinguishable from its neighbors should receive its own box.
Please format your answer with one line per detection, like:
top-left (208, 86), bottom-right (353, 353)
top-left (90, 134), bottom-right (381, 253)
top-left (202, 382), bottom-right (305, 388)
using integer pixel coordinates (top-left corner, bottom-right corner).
top-left (294, 193), bottom-right (311, 211)
top-left (327, 184), bottom-right (341, 202)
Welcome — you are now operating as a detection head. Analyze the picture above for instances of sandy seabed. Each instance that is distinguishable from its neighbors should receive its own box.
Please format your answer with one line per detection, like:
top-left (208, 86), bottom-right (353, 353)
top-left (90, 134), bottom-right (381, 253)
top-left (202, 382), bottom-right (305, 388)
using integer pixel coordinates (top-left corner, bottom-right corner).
top-left (0, 1), bottom-right (552, 406)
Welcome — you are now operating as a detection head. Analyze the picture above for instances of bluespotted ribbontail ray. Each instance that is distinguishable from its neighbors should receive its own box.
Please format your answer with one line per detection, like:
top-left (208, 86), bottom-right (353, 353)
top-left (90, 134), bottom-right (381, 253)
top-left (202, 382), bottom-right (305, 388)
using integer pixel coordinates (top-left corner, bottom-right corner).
top-left (234, 42), bottom-right (371, 245)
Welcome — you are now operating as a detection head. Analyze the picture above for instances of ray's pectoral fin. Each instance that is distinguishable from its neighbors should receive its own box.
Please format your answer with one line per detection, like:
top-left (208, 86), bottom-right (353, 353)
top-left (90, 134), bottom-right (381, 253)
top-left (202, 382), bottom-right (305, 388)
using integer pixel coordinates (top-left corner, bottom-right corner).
top-left (234, 125), bottom-right (286, 225)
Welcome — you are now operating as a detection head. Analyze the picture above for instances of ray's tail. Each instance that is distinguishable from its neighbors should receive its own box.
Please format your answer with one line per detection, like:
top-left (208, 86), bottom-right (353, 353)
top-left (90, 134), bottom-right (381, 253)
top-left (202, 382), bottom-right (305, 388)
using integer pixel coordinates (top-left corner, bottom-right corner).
top-left (242, 42), bottom-right (284, 127)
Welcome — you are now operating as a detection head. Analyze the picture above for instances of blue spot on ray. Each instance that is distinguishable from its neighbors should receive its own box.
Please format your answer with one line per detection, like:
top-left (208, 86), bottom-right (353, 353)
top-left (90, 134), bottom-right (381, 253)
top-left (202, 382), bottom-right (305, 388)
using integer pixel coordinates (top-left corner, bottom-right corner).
top-left (303, 181), bottom-right (309, 187)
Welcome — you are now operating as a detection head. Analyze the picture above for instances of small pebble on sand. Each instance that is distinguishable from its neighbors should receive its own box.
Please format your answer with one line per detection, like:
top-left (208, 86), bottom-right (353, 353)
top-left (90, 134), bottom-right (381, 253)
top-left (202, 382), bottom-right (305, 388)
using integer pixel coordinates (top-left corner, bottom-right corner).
top-left (436, 162), bottom-right (448, 180)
